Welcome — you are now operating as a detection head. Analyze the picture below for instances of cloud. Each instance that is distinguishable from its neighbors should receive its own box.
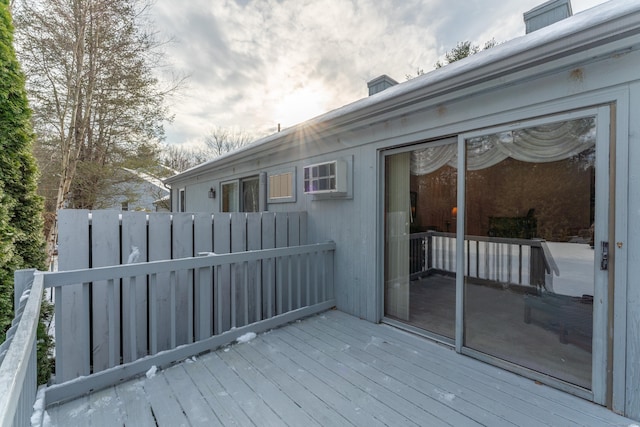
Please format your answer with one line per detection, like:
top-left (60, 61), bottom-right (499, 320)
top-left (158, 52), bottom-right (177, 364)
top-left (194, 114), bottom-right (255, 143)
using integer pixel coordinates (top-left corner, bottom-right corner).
top-left (152, 0), bottom-right (607, 146)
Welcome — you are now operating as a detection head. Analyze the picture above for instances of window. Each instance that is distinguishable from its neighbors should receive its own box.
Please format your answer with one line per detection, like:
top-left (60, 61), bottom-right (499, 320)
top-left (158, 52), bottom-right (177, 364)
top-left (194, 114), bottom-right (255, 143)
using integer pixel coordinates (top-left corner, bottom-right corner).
top-left (178, 188), bottom-right (186, 212)
top-left (222, 176), bottom-right (261, 212)
top-left (242, 177), bottom-right (260, 212)
top-left (121, 201), bottom-right (129, 211)
top-left (221, 181), bottom-right (239, 212)
top-left (303, 160), bottom-right (347, 194)
top-left (268, 168), bottom-right (296, 203)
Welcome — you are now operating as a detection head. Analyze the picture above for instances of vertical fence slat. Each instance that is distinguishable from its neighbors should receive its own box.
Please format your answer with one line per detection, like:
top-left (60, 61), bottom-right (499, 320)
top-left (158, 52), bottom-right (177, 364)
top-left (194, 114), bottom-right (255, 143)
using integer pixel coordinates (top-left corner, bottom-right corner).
top-left (247, 213), bottom-right (262, 323)
top-left (231, 213), bottom-right (247, 327)
top-left (57, 209), bottom-right (91, 383)
top-left (230, 267), bottom-right (237, 329)
top-left (187, 269), bottom-right (193, 344)
top-left (107, 279), bottom-right (116, 367)
top-left (214, 213), bottom-right (231, 333)
top-left (172, 213), bottom-right (194, 345)
top-left (215, 265), bottom-right (223, 334)
top-left (89, 210), bottom-right (121, 372)
top-left (128, 276), bottom-right (137, 361)
top-left (148, 214), bottom-right (172, 353)
top-left (277, 256), bottom-right (283, 315)
top-left (193, 213), bottom-right (213, 341)
top-left (148, 273), bottom-right (157, 354)
top-left (170, 270), bottom-right (177, 349)
top-left (261, 213), bottom-right (276, 318)
top-left (243, 262), bottom-right (249, 325)
top-left (288, 256), bottom-right (293, 311)
top-left (276, 213), bottom-right (289, 314)
top-left (305, 253), bottom-right (311, 306)
top-left (121, 211), bottom-right (148, 361)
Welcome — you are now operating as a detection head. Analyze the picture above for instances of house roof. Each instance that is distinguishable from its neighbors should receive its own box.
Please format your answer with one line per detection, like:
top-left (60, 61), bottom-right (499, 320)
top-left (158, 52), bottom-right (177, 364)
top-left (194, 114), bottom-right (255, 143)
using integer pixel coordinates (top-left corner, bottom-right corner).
top-left (165, 0), bottom-right (640, 185)
top-left (123, 168), bottom-right (169, 193)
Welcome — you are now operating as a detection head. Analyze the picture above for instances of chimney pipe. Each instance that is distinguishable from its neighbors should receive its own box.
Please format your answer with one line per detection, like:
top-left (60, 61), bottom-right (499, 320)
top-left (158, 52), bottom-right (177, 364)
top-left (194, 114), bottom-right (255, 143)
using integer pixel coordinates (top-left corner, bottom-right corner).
top-left (367, 75), bottom-right (398, 96)
top-left (524, 0), bottom-right (573, 34)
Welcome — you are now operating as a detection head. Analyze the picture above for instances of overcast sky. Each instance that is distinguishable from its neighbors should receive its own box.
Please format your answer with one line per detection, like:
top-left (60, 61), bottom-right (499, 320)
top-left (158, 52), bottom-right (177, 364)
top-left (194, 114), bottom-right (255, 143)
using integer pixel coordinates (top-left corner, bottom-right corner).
top-left (150, 0), bottom-right (609, 148)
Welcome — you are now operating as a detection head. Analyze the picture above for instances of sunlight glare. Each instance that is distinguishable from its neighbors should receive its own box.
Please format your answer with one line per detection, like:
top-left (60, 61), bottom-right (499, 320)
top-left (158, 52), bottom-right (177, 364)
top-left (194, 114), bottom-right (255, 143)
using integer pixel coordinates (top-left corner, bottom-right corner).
top-left (273, 85), bottom-right (329, 128)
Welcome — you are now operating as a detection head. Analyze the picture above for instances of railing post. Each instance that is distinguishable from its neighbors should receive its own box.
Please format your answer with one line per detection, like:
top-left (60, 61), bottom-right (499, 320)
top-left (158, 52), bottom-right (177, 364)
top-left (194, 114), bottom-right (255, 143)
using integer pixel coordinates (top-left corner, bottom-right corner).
top-left (529, 241), bottom-right (546, 290)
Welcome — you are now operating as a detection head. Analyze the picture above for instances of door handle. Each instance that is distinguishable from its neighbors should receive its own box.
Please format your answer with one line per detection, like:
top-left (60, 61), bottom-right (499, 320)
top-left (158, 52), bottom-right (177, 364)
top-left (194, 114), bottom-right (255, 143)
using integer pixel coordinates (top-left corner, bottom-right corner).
top-left (600, 241), bottom-right (609, 271)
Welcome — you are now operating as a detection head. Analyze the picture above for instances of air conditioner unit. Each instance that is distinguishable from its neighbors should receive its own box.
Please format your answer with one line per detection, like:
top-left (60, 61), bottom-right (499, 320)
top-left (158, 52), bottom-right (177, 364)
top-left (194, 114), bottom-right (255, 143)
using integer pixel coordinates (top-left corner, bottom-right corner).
top-left (303, 160), bottom-right (347, 194)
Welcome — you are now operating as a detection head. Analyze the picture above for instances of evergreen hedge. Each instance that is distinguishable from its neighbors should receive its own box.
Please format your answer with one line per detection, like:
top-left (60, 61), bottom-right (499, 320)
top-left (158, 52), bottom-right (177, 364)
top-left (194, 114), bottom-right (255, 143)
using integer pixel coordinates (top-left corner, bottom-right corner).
top-left (0, 0), bottom-right (51, 383)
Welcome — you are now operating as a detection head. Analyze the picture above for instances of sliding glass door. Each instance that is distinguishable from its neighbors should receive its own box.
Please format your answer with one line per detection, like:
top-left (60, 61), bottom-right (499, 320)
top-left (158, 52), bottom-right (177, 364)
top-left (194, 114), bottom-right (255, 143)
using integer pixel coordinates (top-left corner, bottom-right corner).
top-left (384, 138), bottom-right (457, 339)
top-left (463, 116), bottom-right (600, 389)
top-left (383, 107), bottom-right (611, 399)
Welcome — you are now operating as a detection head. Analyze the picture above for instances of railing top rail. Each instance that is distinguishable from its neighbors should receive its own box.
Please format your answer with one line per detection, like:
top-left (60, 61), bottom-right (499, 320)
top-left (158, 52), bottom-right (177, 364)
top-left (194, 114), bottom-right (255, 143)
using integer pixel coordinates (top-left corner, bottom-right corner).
top-left (410, 231), bottom-right (545, 247)
top-left (0, 274), bottom-right (43, 427)
top-left (42, 241), bottom-right (336, 289)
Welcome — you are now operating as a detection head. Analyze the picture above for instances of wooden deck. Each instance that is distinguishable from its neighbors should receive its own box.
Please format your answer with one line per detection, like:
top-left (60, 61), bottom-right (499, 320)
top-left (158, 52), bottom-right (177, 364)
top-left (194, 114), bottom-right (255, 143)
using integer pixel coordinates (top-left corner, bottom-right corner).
top-left (44, 310), bottom-right (633, 427)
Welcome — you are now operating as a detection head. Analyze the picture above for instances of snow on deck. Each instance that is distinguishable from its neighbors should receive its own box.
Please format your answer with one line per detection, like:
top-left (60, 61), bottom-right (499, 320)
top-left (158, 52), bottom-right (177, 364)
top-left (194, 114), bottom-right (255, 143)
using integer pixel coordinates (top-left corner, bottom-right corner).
top-left (42, 310), bottom-right (634, 427)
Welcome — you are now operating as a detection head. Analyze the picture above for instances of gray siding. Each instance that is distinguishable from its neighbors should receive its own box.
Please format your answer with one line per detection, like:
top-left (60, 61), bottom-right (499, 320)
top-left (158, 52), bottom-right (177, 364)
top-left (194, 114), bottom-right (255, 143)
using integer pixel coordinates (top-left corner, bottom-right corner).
top-left (164, 25), bottom-right (640, 421)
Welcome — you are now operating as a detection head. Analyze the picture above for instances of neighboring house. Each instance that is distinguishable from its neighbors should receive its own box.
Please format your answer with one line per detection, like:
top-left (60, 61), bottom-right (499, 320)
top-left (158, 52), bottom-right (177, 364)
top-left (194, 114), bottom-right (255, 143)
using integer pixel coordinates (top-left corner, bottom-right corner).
top-left (165, 0), bottom-right (640, 421)
top-left (107, 167), bottom-right (171, 212)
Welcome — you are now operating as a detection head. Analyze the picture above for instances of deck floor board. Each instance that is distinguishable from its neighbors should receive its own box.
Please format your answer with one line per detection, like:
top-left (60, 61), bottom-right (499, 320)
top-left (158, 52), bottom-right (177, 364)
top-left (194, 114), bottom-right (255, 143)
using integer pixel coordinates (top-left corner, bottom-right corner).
top-left (320, 311), bottom-right (585, 427)
top-left (329, 310), bottom-right (620, 426)
top-left (113, 379), bottom-right (157, 427)
top-left (44, 310), bottom-right (635, 427)
top-left (297, 316), bottom-right (526, 426)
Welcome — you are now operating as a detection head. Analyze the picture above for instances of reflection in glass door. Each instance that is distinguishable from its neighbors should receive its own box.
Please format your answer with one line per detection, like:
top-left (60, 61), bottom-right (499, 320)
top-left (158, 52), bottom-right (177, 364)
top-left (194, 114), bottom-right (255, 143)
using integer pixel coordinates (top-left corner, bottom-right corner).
top-left (463, 117), bottom-right (598, 389)
top-left (384, 139), bottom-right (457, 339)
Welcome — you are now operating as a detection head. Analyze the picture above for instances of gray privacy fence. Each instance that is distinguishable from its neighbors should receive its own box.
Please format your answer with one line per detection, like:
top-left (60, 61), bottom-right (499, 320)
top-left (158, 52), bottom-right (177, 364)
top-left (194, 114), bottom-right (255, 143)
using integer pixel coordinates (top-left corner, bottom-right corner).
top-left (55, 209), bottom-right (312, 383)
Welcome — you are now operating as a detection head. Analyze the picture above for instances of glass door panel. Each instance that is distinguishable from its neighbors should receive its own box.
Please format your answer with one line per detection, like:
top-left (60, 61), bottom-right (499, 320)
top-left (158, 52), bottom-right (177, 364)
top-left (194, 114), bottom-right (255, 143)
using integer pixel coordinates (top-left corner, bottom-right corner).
top-left (463, 117), bottom-right (597, 389)
top-left (384, 139), bottom-right (457, 339)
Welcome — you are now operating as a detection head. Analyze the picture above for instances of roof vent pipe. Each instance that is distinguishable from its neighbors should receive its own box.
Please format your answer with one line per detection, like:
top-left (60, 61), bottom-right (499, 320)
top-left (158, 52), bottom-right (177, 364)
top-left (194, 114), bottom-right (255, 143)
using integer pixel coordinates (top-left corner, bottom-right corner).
top-left (367, 75), bottom-right (398, 96)
top-left (524, 0), bottom-right (573, 34)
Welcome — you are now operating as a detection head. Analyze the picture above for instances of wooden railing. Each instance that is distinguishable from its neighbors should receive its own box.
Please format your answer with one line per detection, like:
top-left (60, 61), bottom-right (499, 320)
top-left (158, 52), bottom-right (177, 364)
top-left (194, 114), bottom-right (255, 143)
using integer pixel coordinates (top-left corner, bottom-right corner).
top-left (410, 231), bottom-right (559, 290)
top-left (0, 270), bottom-right (42, 427)
top-left (1, 241), bottom-right (335, 417)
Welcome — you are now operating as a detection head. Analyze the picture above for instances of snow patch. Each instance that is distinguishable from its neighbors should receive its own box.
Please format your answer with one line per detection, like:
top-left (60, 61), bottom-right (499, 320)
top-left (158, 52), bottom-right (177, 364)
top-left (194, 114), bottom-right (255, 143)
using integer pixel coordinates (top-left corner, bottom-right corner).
top-left (20, 289), bottom-right (31, 303)
top-left (145, 365), bottom-right (157, 379)
top-left (31, 387), bottom-right (46, 427)
top-left (236, 332), bottom-right (257, 344)
top-left (364, 336), bottom-right (384, 350)
top-left (42, 411), bottom-right (52, 427)
top-left (435, 389), bottom-right (456, 402)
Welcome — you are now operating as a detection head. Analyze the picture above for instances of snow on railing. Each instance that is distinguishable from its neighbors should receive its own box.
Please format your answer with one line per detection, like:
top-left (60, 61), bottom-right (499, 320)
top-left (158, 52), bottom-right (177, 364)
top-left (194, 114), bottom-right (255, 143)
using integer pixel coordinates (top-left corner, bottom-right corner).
top-left (0, 270), bottom-right (43, 427)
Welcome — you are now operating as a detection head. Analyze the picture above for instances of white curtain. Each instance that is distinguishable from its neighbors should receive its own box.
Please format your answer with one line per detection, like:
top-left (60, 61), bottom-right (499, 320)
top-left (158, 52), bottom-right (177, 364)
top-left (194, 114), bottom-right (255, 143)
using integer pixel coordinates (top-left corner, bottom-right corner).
top-left (385, 153), bottom-right (411, 320)
top-left (411, 118), bottom-right (595, 174)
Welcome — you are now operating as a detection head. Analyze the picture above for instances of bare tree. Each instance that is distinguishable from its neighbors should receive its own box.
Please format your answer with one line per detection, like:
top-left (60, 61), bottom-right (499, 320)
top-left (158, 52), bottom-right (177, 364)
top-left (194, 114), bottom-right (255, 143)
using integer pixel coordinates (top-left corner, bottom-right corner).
top-left (204, 126), bottom-right (253, 158)
top-left (13, 0), bottom-right (180, 262)
top-left (159, 143), bottom-right (210, 172)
